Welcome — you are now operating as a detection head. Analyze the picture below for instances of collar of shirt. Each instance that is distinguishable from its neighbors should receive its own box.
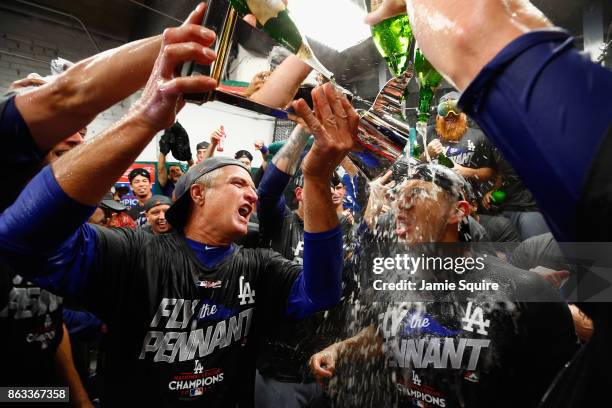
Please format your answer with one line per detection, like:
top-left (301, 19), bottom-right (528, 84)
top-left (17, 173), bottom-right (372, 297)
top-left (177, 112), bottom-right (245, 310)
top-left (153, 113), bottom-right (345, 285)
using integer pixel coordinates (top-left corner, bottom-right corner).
top-left (185, 238), bottom-right (234, 268)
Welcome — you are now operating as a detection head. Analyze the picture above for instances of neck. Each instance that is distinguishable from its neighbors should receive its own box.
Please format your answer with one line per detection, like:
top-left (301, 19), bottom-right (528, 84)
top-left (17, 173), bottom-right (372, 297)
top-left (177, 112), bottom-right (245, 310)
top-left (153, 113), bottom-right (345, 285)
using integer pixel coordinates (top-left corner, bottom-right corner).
top-left (137, 193), bottom-right (152, 206)
top-left (296, 204), bottom-right (305, 220)
top-left (183, 215), bottom-right (233, 246)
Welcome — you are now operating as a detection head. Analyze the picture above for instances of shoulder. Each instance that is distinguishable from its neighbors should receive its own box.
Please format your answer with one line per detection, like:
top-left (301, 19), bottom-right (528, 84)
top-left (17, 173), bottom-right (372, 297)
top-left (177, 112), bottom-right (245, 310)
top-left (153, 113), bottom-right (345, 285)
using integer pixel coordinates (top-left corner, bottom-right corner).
top-left (483, 256), bottom-right (562, 302)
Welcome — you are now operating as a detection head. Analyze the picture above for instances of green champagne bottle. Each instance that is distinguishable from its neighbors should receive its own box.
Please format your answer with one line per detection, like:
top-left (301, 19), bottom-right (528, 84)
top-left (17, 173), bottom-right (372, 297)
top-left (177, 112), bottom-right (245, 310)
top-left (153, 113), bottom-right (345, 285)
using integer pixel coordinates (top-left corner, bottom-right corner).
top-left (414, 48), bottom-right (443, 123)
top-left (491, 190), bottom-right (507, 203)
top-left (437, 152), bottom-right (454, 168)
top-left (229, 0), bottom-right (334, 79)
top-left (369, 0), bottom-right (413, 77)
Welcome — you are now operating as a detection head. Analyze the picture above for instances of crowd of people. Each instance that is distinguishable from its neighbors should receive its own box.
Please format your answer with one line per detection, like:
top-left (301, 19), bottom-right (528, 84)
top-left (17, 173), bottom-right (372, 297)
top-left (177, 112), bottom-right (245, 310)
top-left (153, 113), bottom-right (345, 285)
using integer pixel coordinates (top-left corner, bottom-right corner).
top-left (0, 0), bottom-right (611, 407)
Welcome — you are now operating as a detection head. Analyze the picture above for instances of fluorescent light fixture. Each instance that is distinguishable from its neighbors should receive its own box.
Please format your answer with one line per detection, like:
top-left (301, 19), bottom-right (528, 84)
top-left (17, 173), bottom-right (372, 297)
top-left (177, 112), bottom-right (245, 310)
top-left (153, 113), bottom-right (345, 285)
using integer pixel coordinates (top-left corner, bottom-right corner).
top-left (288, 0), bottom-right (372, 52)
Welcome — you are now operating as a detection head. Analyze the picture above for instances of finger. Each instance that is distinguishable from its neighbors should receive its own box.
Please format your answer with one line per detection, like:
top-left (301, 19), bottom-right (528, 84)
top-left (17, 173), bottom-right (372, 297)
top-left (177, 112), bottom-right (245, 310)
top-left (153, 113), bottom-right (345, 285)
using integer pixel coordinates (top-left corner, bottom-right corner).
top-left (183, 2), bottom-right (207, 26)
top-left (159, 75), bottom-right (218, 97)
top-left (291, 99), bottom-right (324, 136)
top-left (162, 24), bottom-right (216, 49)
top-left (243, 14), bottom-right (257, 27)
top-left (159, 42), bottom-right (217, 78)
top-left (364, 0), bottom-right (406, 25)
top-left (379, 170), bottom-right (393, 185)
top-left (341, 97), bottom-right (360, 139)
top-left (312, 85), bottom-right (337, 133)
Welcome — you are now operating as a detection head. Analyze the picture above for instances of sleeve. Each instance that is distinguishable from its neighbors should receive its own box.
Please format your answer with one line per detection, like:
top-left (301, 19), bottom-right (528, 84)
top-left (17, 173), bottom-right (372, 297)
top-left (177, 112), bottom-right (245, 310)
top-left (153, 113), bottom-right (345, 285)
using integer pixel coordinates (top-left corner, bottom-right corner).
top-left (285, 226), bottom-right (343, 319)
top-left (0, 93), bottom-right (46, 211)
top-left (0, 165), bottom-right (146, 323)
top-left (459, 29), bottom-right (612, 241)
top-left (471, 132), bottom-right (495, 169)
top-left (256, 163), bottom-right (290, 239)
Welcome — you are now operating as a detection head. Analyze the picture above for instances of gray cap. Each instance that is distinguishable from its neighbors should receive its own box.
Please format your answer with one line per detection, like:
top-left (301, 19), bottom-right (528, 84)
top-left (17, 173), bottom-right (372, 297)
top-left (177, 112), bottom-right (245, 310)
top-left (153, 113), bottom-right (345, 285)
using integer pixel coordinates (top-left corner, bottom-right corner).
top-left (439, 91), bottom-right (461, 104)
top-left (99, 193), bottom-right (126, 212)
top-left (165, 157), bottom-right (250, 229)
top-left (145, 195), bottom-right (173, 212)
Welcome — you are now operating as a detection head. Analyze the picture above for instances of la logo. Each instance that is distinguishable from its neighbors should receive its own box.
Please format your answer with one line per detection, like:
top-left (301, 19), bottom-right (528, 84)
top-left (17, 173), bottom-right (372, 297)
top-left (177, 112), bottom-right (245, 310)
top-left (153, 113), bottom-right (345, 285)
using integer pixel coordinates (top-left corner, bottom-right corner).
top-left (461, 301), bottom-right (490, 335)
top-left (238, 276), bottom-right (255, 305)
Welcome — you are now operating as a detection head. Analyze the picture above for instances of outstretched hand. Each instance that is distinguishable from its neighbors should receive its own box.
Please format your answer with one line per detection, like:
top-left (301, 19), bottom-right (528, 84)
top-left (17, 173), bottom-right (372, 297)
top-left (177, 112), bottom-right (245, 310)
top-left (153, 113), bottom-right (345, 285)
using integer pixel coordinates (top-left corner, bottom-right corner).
top-left (291, 83), bottom-right (358, 181)
top-left (131, 3), bottom-right (218, 132)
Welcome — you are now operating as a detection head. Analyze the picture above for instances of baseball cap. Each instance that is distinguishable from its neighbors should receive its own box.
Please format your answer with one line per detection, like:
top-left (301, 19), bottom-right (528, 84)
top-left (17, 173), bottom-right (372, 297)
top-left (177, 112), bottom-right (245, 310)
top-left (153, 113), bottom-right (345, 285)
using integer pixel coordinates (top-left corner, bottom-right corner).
top-left (196, 141), bottom-right (210, 151)
top-left (128, 168), bottom-right (151, 183)
top-left (165, 157), bottom-right (250, 230)
top-left (439, 91), bottom-right (460, 104)
top-left (145, 195), bottom-right (173, 212)
top-left (99, 193), bottom-right (126, 212)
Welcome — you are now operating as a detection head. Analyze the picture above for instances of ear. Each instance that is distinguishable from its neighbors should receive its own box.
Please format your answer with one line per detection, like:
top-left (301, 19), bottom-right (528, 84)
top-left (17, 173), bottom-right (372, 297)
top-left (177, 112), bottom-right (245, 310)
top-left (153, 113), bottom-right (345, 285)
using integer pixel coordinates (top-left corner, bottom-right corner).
top-left (449, 200), bottom-right (470, 224)
top-left (190, 184), bottom-right (206, 206)
top-left (295, 187), bottom-right (303, 201)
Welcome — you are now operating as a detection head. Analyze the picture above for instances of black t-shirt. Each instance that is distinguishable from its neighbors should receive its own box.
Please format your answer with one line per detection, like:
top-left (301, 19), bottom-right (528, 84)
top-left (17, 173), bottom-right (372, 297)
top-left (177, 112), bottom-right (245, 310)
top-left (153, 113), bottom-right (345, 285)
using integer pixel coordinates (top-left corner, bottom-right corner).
top-left (348, 235), bottom-right (578, 408)
top-left (127, 202), bottom-right (147, 227)
top-left (419, 126), bottom-right (495, 170)
top-left (85, 227), bottom-right (301, 407)
top-left (257, 211), bottom-right (356, 382)
top-left (491, 149), bottom-right (539, 212)
top-left (0, 263), bottom-right (64, 386)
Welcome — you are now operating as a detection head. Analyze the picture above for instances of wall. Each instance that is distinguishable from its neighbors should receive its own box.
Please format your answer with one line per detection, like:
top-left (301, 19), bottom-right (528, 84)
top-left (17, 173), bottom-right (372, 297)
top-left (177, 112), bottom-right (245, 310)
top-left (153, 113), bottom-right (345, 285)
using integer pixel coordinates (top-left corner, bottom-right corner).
top-left (153, 101), bottom-right (276, 167)
top-left (0, 8), bottom-right (133, 138)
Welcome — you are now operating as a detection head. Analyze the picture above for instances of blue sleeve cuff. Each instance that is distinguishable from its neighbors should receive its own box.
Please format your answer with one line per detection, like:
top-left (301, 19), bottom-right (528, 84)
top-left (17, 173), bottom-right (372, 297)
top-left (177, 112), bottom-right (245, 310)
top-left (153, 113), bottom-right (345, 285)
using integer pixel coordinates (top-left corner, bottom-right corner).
top-left (286, 225), bottom-right (343, 319)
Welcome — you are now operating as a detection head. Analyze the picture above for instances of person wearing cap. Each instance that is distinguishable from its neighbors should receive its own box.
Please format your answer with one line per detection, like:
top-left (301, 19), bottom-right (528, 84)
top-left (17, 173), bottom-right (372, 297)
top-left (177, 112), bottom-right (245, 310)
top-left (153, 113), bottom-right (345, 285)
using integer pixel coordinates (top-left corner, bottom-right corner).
top-left (234, 150), bottom-right (254, 171)
top-left (0, 7), bottom-right (356, 401)
top-left (309, 163), bottom-right (577, 407)
top-left (418, 91), bottom-right (495, 186)
top-left (142, 195), bottom-right (173, 235)
top-left (88, 192), bottom-right (135, 229)
top-left (126, 168), bottom-right (153, 227)
top-left (195, 141), bottom-right (211, 164)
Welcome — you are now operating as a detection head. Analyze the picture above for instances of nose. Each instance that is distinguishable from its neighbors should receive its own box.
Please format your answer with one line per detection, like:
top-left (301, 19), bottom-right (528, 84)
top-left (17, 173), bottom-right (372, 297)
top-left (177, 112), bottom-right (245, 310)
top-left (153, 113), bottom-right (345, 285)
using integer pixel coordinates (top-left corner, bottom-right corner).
top-left (245, 187), bottom-right (258, 204)
top-left (158, 210), bottom-right (166, 220)
top-left (66, 131), bottom-right (85, 146)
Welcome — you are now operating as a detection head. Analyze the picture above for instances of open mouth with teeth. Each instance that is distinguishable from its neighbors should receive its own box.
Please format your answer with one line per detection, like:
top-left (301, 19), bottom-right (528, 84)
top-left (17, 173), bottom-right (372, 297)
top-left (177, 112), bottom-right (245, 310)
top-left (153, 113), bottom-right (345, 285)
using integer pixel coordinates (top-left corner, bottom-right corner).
top-left (238, 204), bottom-right (252, 220)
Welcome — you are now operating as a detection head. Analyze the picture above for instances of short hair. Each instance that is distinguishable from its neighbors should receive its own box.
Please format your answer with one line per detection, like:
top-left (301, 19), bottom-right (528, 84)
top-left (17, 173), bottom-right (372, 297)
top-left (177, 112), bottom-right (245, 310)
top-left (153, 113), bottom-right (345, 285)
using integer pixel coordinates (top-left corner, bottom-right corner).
top-left (194, 167), bottom-right (224, 190)
top-left (128, 168), bottom-right (151, 183)
top-left (234, 150), bottom-right (253, 162)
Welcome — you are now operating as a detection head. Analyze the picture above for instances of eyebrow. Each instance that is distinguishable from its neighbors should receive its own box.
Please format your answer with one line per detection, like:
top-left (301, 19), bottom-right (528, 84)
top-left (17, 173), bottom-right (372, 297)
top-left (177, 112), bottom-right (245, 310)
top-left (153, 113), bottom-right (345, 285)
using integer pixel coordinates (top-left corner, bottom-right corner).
top-left (229, 176), bottom-right (256, 190)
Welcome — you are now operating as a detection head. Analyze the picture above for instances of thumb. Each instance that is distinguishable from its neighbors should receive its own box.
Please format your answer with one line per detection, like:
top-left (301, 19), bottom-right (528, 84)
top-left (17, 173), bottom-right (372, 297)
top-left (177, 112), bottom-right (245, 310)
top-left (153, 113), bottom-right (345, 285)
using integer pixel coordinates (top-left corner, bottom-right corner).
top-left (364, 0), bottom-right (406, 26)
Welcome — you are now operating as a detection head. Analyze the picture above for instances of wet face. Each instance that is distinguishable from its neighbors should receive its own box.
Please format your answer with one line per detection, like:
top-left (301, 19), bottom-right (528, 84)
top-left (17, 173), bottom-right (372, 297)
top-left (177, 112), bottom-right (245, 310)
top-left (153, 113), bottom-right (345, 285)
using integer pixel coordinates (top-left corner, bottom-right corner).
top-left (130, 175), bottom-right (151, 199)
top-left (237, 157), bottom-right (252, 171)
top-left (197, 166), bottom-right (258, 239)
top-left (196, 148), bottom-right (207, 163)
top-left (332, 183), bottom-right (346, 207)
top-left (146, 204), bottom-right (171, 234)
top-left (393, 180), bottom-right (453, 244)
top-left (44, 129), bottom-right (86, 164)
top-left (168, 165), bottom-right (184, 183)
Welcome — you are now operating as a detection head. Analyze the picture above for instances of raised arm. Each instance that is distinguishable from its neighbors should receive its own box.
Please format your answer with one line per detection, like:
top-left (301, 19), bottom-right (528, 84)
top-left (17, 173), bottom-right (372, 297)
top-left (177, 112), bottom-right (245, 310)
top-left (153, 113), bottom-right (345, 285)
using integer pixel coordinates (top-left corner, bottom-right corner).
top-left (14, 35), bottom-right (162, 152)
top-left (249, 55), bottom-right (312, 108)
top-left (282, 83), bottom-right (358, 318)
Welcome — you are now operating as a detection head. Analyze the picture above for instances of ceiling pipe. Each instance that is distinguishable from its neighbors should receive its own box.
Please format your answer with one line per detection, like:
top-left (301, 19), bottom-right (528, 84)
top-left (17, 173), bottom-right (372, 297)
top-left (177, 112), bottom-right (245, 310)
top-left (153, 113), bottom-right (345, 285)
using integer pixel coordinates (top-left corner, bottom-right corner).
top-left (125, 0), bottom-right (183, 24)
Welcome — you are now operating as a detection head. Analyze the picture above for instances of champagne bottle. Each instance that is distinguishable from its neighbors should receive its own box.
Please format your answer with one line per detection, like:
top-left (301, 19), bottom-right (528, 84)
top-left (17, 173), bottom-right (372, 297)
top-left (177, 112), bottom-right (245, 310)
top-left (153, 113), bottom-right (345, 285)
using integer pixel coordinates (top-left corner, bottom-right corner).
top-left (229, 0), bottom-right (334, 80)
top-left (414, 48), bottom-right (443, 123)
top-left (369, 0), bottom-right (413, 77)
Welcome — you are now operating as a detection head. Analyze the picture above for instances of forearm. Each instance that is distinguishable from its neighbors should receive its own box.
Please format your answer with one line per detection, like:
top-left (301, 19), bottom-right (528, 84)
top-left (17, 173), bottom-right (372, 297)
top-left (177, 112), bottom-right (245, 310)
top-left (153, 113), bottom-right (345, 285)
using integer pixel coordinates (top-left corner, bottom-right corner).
top-left (335, 325), bottom-right (381, 359)
top-left (459, 30), bottom-right (612, 240)
top-left (16, 36), bottom-right (161, 151)
top-left (303, 176), bottom-right (339, 233)
top-left (157, 152), bottom-right (168, 187)
top-left (55, 325), bottom-right (91, 407)
top-left (203, 140), bottom-right (217, 160)
top-left (250, 55), bottom-right (312, 108)
top-left (272, 125), bottom-right (311, 175)
top-left (256, 164), bottom-right (290, 237)
top-left (53, 114), bottom-right (157, 206)
top-left (457, 166), bottom-right (494, 182)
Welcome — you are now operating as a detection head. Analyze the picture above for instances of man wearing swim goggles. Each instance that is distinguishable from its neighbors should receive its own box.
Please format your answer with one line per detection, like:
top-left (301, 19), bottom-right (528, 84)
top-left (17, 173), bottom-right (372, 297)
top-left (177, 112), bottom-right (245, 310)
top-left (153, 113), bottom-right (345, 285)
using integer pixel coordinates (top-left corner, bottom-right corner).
top-left (419, 92), bottom-right (496, 185)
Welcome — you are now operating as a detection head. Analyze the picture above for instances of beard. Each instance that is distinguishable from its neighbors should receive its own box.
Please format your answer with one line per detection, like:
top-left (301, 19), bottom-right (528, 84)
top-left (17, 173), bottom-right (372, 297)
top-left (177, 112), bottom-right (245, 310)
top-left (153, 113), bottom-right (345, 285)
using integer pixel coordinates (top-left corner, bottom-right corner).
top-left (436, 113), bottom-right (468, 142)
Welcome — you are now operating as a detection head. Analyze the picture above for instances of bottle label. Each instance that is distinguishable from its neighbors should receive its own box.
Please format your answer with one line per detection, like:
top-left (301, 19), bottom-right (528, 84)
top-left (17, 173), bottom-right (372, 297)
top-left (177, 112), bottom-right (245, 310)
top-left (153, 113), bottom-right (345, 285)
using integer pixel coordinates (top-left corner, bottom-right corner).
top-left (247, 0), bottom-right (286, 26)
